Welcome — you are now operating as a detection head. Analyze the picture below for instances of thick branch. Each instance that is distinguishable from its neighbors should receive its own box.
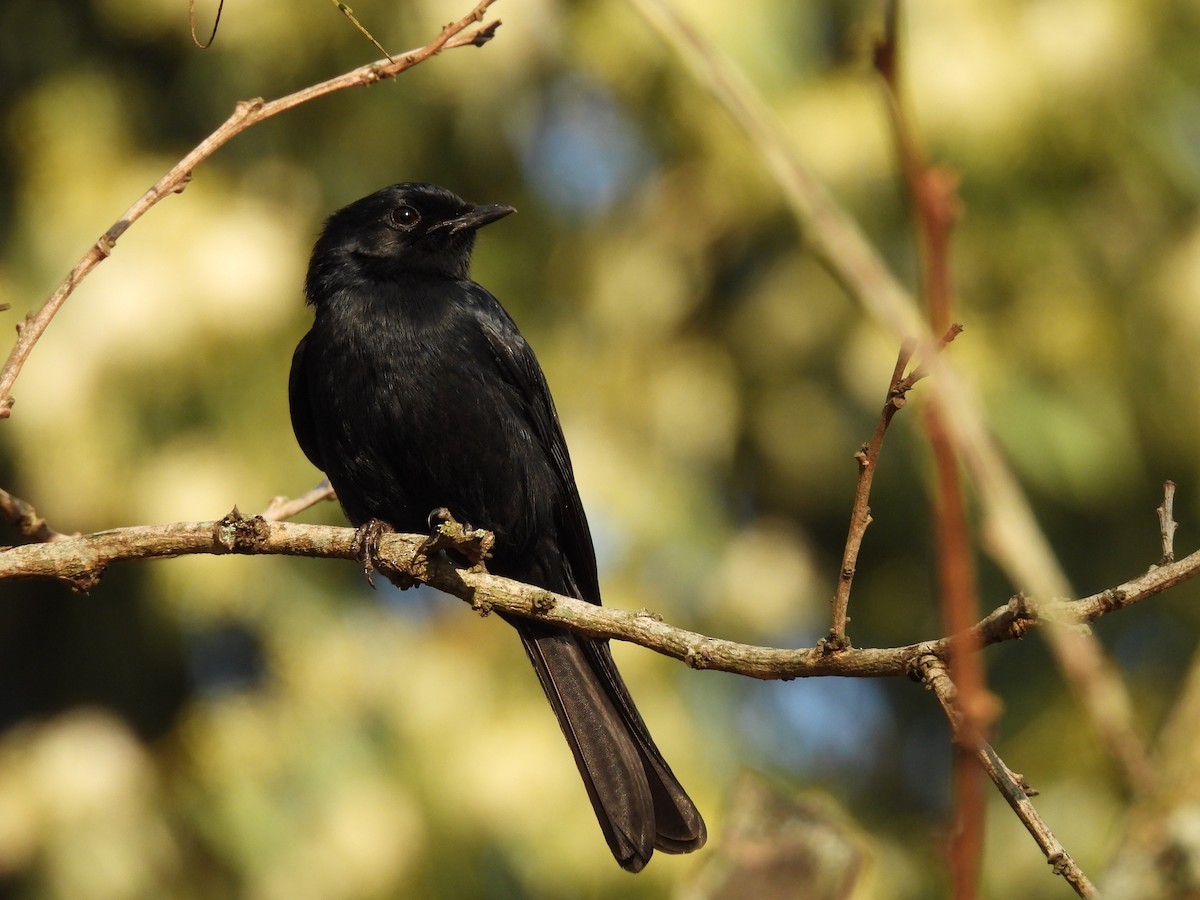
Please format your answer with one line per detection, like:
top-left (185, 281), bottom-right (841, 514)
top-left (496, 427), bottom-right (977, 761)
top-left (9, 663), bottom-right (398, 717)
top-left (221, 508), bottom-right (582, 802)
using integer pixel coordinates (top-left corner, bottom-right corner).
top-left (2, 514), bottom-right (1195, 681)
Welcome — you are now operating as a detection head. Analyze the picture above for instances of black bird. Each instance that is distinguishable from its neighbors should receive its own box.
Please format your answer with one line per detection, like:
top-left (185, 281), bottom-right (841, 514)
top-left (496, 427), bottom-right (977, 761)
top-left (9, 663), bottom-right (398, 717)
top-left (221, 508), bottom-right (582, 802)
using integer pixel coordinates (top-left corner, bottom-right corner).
top-left (288, 183), bottom-right (706, 871)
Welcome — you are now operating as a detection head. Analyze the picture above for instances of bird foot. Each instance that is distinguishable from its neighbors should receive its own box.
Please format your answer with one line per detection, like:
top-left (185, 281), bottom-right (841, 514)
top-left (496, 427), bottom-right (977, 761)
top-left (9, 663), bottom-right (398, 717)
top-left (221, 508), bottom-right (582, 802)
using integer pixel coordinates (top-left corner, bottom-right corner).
top-left (352, 518), bottom-right (395, 588)
top-left (416, 507), bottom-right (494, 571)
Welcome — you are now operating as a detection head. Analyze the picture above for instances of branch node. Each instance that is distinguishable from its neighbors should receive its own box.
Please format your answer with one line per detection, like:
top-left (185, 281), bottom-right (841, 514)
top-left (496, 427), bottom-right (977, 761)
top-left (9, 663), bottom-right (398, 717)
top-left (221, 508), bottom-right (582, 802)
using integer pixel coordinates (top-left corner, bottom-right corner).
top-left (470, 595), bottom-right (493, 617)
top-left (62, 567), bottom-right (104, 594)
top-left (103, 219), bottom-right (131, 250)
top-left (908, 652), bottom-right (942, 685)
top-left (685, 639), bottom-right (715, 669)
top-left (213, 506), bottom-right (270, 553)
top-left (470, 19), bottom-right (501, 46)
top-left (1011, 770), bottom-right (1039, 797)
top-left (530, 590), bottom-right (557, 613)
top-left (1099, 588), bottom-right (1127, 613)
top-left (819, 630), bottom-right (851, 654)
top-left (235, 98), bottom-right (265, 117)
top-left (1006, 593), bottom-right (1035, 638)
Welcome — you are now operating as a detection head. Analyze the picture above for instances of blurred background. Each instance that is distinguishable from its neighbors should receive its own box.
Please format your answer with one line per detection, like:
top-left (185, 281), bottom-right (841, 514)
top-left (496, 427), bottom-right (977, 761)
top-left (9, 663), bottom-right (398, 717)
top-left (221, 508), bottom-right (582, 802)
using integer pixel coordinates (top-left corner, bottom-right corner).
top-left (1, 0), bottom-right (1199, 897)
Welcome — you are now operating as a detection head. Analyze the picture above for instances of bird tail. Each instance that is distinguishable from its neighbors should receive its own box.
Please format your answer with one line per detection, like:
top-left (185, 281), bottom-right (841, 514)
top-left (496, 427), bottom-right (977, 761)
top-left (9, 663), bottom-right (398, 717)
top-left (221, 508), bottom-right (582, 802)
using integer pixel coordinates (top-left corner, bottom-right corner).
top-left (511, 618), bottom-right (707, 872)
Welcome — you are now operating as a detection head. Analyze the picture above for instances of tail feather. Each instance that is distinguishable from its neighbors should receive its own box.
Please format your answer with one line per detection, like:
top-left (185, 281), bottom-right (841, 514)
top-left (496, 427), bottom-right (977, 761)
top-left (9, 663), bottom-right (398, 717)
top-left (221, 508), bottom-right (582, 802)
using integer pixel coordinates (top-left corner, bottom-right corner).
top-left (582, 637), bottom-right (707, 852)
top-left (508, 616), bottom-right (706, 871)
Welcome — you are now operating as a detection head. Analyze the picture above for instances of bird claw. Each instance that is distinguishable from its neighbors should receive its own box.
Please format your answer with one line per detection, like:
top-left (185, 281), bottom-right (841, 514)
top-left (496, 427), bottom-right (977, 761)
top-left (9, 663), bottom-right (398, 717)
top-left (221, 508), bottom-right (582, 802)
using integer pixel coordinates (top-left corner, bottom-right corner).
top-left (416, 507), bottom-right (494, 570)
top-left (352, 518), bottom-right (394, 588)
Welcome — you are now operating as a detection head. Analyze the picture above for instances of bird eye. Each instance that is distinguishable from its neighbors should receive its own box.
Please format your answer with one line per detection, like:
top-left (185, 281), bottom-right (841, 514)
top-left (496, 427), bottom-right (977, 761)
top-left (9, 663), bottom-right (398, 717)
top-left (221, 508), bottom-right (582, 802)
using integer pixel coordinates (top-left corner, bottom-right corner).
top-left (388, 204), bottom-right (421, 231)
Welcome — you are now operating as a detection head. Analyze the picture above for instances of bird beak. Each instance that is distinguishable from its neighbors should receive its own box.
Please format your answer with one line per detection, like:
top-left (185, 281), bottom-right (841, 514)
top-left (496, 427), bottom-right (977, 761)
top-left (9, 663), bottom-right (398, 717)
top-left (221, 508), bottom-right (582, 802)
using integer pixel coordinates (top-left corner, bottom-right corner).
top-left (438, 203), bottom-right (517, 234)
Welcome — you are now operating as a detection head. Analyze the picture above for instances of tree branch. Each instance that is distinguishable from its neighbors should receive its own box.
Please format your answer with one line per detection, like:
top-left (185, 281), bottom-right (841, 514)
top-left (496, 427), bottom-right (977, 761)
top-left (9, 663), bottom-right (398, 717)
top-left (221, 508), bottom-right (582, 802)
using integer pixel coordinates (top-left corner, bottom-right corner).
top-left (0, 487), bottom-right (74, 543)
top-left (874, 5), bottom-right (989, 892)
top-left (259, 481), bottom-right (337, 522)
top-left (0, 0), bottom-right (501, 418)
top-left (917, 656), bottom-right (1099, 898)
top-left (825, 323), bottom-right (963, 652)
top-left (1157, 479), bottom-right (1177, 565)
top-left (2, 512), bottom-right (1195, 682)
top-left (825, 342), bottom-right (911, 650)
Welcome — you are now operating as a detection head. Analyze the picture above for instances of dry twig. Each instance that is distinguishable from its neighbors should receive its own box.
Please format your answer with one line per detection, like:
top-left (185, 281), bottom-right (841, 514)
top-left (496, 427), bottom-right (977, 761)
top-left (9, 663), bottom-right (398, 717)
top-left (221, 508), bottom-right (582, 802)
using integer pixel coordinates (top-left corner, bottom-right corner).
top-left (259, 481), bottom-right (337, 522)
top-left (916, 656), bottom-right (1099, 899)
top-left (0, 0), bottom-right (501, 418)
top-left (1157, 480), bottom-right (1177, 565)
top-left (0, 487), bottom-right (74, 543)
top-left (825, 323), bottom-right (964, 652)
top-left (825, 342), bottom-right (912, 650)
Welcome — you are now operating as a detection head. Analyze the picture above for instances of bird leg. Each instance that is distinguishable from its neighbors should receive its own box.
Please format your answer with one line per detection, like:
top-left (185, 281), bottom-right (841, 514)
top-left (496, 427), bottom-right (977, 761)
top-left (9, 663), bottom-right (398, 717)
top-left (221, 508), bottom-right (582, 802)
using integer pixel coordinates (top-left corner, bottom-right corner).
top-left (351, 517), bottom-right (395, 588)
top-left (416, 507), bottom-right (494, 571)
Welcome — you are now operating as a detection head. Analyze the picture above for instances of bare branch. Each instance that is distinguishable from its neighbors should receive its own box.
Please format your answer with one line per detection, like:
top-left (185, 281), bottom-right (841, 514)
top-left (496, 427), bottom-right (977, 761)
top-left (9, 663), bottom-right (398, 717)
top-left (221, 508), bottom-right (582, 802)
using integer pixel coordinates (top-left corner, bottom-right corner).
top-left (825, 342), bottom-right (912, 650)
top-left (1157, 480), bottom-right (1177, 565)
top-left (0, 0), bottom-right (501, 418)
top-left (825, 322), bottom-right (964, 652)
top-left (917, 656), bottom-right (1099, 899)
top-left (259, 481), bottom-right (337, 522)
top-left (0, 487), bottom-right (74, 543)
top-left (1, 513), bottom-right (1196, 683)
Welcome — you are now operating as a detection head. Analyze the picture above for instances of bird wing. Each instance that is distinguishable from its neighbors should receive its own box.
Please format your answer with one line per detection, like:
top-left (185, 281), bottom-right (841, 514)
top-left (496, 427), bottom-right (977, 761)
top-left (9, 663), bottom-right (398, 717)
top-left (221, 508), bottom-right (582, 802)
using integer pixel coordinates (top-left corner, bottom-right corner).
top-left (288, 331), bottom-right (326, 471)
top-left (474, 287), bottom-right (707, 860)
top-left (475, 299), bottom-right (602, 607)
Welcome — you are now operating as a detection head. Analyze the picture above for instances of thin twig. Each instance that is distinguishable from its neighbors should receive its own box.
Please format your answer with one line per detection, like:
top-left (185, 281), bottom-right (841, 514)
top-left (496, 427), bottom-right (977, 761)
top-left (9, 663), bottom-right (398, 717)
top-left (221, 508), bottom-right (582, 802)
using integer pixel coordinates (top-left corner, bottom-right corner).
top-left (1157, 480), bottom-right (1177, 565)
top-left (0, 487), bottom-right (74, 543)
top-left (916, 656), bottom-right (1099, 899)
top-left (260, 481), bottom-right (337, 522)
top-left (825, 341), bottom-right (913, 650)
top-left (0, 0), bottom-right (501, 418)
top-left (825, 321), bottom-right (964, 651)
top-left (328, 0), bottom-right (395, 62)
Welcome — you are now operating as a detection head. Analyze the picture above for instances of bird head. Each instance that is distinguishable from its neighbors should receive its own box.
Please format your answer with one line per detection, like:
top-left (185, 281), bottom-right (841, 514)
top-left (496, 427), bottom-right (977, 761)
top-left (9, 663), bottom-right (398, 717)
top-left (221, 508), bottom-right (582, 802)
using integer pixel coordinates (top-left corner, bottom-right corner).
top-left (306, 182), bottom-right (515, 298)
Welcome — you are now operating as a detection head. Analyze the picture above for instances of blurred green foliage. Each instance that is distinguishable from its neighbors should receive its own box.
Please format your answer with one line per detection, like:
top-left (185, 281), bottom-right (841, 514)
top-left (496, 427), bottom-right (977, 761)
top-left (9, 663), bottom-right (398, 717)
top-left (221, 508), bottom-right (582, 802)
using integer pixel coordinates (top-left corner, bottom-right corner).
top-left (1, 0), bottom-right (1200, 897)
